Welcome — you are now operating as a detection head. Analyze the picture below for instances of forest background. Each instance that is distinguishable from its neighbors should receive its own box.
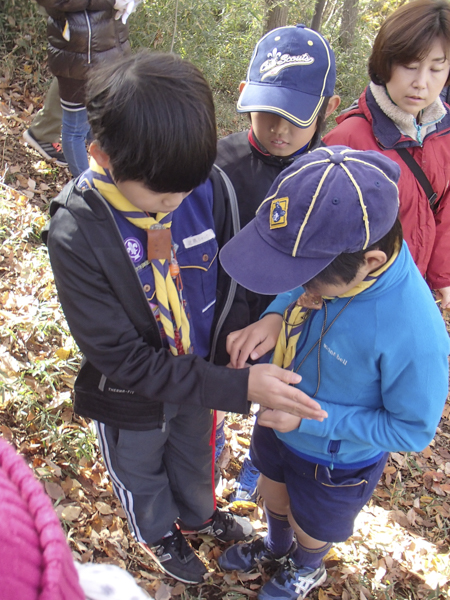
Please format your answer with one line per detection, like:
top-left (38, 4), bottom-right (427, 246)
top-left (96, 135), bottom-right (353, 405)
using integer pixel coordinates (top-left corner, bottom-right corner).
top-left (1, 1), bottom-right (450, 600)
top-left (1, 0), bottom-right (411, 132)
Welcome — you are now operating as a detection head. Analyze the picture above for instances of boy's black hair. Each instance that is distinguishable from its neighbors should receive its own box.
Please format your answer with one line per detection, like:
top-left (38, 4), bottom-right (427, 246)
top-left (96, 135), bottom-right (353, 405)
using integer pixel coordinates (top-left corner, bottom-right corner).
top-left (86, 51), bottom-right (217, 193)
top-left (304, 218), bottom-right (403, 290)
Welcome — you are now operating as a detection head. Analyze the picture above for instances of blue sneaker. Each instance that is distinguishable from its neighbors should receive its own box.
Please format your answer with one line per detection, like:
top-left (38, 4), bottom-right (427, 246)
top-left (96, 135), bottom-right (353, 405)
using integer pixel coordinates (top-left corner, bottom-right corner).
top-left (258, 559), bottom-right (327, 600)
top-left (230, 456), bottom-right (260, 502)
top-left (218, 537), bottom-right (281, 571)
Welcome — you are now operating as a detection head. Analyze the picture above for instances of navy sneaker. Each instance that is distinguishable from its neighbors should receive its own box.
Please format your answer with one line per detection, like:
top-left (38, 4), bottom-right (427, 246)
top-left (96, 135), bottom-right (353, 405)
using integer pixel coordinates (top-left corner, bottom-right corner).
top-left (180, 508), bottom-right (254, 542)
top-left (258, 559), bottom-right (327, 599)
top-left (140, 524), bottom-right (206, 584)
top-left (218, 537), bottom-right (285, 571)
top-left (230, 456), bottom-right (260, 502)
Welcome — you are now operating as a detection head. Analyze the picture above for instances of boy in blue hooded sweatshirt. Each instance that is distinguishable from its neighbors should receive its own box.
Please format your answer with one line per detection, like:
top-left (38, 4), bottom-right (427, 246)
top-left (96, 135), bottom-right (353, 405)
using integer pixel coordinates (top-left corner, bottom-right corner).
top-left (218, 146), bottom-right (449, 600)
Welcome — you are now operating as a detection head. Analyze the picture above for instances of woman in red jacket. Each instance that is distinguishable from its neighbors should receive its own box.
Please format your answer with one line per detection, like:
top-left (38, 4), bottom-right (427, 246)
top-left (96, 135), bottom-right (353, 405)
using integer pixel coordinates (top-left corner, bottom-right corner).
top-left (324, 0), bottom-right (450, 309)
top-left (37, 0), bottom-right (131, 177)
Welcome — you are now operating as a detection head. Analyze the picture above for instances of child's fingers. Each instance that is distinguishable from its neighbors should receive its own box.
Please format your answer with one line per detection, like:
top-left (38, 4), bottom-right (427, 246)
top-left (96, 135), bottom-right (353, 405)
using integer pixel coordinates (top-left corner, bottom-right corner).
top-left (227, 330), bottom-right (253, 368)
top-left (249, 337), bottom-right (276, 361)
top-left (257, 408), bottom-right (302, 432)
top-left (227, 328), bottom-right (265, 368)
top-left (248, 364), bottom-right (328, 421)
top-left (227, 314), bottom-right (283, 368)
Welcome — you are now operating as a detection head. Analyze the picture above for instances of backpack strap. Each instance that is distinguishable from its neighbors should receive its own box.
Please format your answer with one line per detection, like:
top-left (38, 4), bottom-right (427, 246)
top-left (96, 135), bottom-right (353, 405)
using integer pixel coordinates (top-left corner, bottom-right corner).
top-left (395, 148), bottom-right (438, 212)
top-left (347, 113), bottom-right (439, 212)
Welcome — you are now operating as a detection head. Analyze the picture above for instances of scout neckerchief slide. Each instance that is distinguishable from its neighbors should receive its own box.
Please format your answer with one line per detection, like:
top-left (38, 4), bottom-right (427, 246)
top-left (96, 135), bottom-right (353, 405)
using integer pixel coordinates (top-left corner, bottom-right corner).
top-left (272, 245), bottom-right (400, 372)
top-left (87, 158), bottom-right (192, 356)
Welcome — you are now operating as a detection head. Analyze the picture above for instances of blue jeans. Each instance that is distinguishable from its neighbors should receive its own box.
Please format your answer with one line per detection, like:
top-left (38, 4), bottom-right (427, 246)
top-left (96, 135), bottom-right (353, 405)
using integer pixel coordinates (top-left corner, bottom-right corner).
top-left (61, 107), bottom-right (90, 177)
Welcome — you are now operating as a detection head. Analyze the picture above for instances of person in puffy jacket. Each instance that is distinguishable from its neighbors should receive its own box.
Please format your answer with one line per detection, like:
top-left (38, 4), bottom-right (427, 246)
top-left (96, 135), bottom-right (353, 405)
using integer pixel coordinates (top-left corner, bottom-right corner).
top-left (324, 0), bottom-right (450, 309)
top-left (36, 0), bottom-right (131, 176)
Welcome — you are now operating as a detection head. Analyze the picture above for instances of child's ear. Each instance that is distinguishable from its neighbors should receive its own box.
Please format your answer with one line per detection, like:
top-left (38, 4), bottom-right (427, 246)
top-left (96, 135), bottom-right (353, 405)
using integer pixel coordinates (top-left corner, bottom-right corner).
top-left (365, 249), bottom-right (388, 273)
top-left (325, 95), bottom-right (341, 118)
top-left (238, 81), bottom-right (246, 94)
top-left (89, 141), bottom-right (112, 170)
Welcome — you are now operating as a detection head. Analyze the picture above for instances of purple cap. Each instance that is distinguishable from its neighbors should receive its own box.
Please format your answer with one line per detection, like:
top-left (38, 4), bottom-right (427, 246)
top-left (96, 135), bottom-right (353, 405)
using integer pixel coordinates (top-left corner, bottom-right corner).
top-left (220, 146), bottom-right (400, 294)
top-left (237, 24), bottom-right (336, 128)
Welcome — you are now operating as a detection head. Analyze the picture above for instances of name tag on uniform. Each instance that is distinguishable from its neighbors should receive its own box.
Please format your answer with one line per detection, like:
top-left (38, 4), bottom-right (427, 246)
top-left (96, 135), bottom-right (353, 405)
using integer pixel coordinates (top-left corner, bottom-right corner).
top-left (183, 229), bottom-right (216, 248)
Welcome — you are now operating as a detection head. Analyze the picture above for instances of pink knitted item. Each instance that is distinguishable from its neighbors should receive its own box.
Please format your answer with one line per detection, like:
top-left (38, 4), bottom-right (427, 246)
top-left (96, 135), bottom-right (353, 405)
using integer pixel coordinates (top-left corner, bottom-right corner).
top-left (0, 437), bottom-right (84, 600)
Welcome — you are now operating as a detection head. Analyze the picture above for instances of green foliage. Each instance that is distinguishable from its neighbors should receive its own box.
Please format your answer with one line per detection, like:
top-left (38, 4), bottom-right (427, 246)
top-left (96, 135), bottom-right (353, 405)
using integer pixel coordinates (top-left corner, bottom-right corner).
top-left (127, 0), bottom-right (408, 126)
top-left (0, 0), bottom-right (411, 129)
top-left (320, 0), bottom-right (408, 111)
top-left (327, 29), bottom-right (373, 113)
top-left (129, 0), bottom-right (266, 92)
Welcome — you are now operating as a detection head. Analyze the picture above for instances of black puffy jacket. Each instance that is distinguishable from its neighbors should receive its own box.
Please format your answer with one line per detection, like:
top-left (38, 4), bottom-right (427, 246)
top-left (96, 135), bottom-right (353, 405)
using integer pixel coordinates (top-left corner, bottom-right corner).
top-left (37, 0), bottom-right (130, 102)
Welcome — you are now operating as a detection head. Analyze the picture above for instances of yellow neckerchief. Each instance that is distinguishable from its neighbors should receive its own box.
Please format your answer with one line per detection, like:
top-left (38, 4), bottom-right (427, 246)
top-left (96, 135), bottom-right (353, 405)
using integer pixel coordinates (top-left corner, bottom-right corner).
top-left (272, 245), bottom-right (400, 371)
top-left (88, 158), bottom-right (191, 356)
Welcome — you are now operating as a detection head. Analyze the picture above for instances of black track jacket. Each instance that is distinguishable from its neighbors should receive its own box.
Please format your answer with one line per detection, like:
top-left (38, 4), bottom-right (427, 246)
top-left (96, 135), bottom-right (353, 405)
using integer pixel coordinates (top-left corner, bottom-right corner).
top-left (44, 167), bottom-right (250, 430)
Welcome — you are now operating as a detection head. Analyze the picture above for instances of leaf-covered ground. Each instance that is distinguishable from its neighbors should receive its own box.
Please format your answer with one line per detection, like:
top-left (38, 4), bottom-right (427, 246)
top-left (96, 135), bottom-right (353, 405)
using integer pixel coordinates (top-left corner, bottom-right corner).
top-left (1, 76), bottom-right (450, 600)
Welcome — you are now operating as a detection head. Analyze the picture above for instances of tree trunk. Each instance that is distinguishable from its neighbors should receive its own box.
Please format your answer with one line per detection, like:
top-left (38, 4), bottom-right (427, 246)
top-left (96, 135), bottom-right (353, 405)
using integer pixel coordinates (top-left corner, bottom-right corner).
top-left (263, 0), bottom-right (289, 35)
top-left (311, 0), bottom-right (327, 32)
top-left (339, 0), bottom-right (359, 48)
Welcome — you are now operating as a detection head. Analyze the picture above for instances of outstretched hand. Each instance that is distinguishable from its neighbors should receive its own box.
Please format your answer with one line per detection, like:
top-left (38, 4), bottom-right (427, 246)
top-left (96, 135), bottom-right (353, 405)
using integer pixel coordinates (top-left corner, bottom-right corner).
top-left (227, 313), bottom-right (283, 368)
top-left (248, 363), bottom-right (327, 421)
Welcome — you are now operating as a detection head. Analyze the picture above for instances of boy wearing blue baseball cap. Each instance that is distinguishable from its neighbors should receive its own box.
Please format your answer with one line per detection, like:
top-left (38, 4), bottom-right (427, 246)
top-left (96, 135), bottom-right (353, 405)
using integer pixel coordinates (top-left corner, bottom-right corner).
top-left (217, 24), bottom-right (340, 319)
top-left (218, 146), bottom-right (449, 600)
top-left (215, 24), bottom-right (340, 502)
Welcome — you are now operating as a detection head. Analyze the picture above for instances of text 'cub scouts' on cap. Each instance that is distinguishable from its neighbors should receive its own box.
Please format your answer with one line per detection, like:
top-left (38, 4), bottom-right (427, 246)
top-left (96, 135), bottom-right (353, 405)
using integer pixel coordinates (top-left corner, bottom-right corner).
top-left (237, 24), bottom-right (336, 128)
top-left (220, 146), bottom-right (401, 295)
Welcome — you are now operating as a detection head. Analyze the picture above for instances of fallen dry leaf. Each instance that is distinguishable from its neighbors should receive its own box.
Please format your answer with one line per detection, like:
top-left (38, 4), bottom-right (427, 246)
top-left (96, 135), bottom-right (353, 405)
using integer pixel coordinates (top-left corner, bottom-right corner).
top-left (155, 581), bottom-right (172, 600)
top-left (58, 504), bottom-right (82, 522)
top-left (44, 481), bottom-right (65, 501)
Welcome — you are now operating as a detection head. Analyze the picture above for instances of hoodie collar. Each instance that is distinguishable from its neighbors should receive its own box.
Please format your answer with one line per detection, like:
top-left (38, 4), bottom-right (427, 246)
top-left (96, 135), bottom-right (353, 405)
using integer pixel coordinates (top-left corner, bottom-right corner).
top-left (369, 82), bottom-right (446, 145)
top-left (352, 240), bottom-right (409, 300)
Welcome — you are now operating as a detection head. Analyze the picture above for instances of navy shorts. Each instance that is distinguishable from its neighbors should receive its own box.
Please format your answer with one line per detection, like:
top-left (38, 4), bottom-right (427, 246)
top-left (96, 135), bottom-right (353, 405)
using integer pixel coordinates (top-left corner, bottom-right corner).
top-left (251, 423), bottom-right (388, 543)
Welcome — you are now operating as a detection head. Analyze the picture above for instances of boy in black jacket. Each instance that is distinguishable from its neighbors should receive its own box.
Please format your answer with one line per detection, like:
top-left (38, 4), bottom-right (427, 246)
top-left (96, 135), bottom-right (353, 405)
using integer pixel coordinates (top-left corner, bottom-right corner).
top-left (217, 24), bottom-right (340, 308)
top-left (44, 52), bottom-right (326, 585)
top-left (215, 25), bottom-right (340, 501)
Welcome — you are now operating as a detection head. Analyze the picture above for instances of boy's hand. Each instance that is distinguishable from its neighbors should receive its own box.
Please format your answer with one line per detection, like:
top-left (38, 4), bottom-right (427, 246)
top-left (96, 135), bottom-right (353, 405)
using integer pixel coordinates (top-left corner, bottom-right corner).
top-left (436, 286), bottom-right (450, 310)
top-left (257, 407), bottom-right (302, 432)
top-left (248, 364), bottom-right (328, 421)
top-left (227, 314), bottom-right (283, 368)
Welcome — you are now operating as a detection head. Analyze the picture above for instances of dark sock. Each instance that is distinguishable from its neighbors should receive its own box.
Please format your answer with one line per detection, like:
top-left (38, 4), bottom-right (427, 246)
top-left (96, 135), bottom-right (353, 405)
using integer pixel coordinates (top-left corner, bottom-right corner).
top-left (290, 541), bottom-right (332, 569)
top-left (264, 506), bottom-right (294, 558)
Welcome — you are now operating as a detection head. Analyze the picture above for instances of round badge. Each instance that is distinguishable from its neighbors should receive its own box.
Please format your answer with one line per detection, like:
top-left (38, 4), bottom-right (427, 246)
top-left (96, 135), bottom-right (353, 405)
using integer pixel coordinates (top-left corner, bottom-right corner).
top-left (124, 237), bottom-right (144, 263)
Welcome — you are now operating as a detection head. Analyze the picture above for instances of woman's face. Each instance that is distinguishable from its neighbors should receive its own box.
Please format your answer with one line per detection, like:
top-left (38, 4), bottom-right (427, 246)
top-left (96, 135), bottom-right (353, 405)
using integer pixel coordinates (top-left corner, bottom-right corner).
top-left (386, 38), bottom-right (450, 118)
